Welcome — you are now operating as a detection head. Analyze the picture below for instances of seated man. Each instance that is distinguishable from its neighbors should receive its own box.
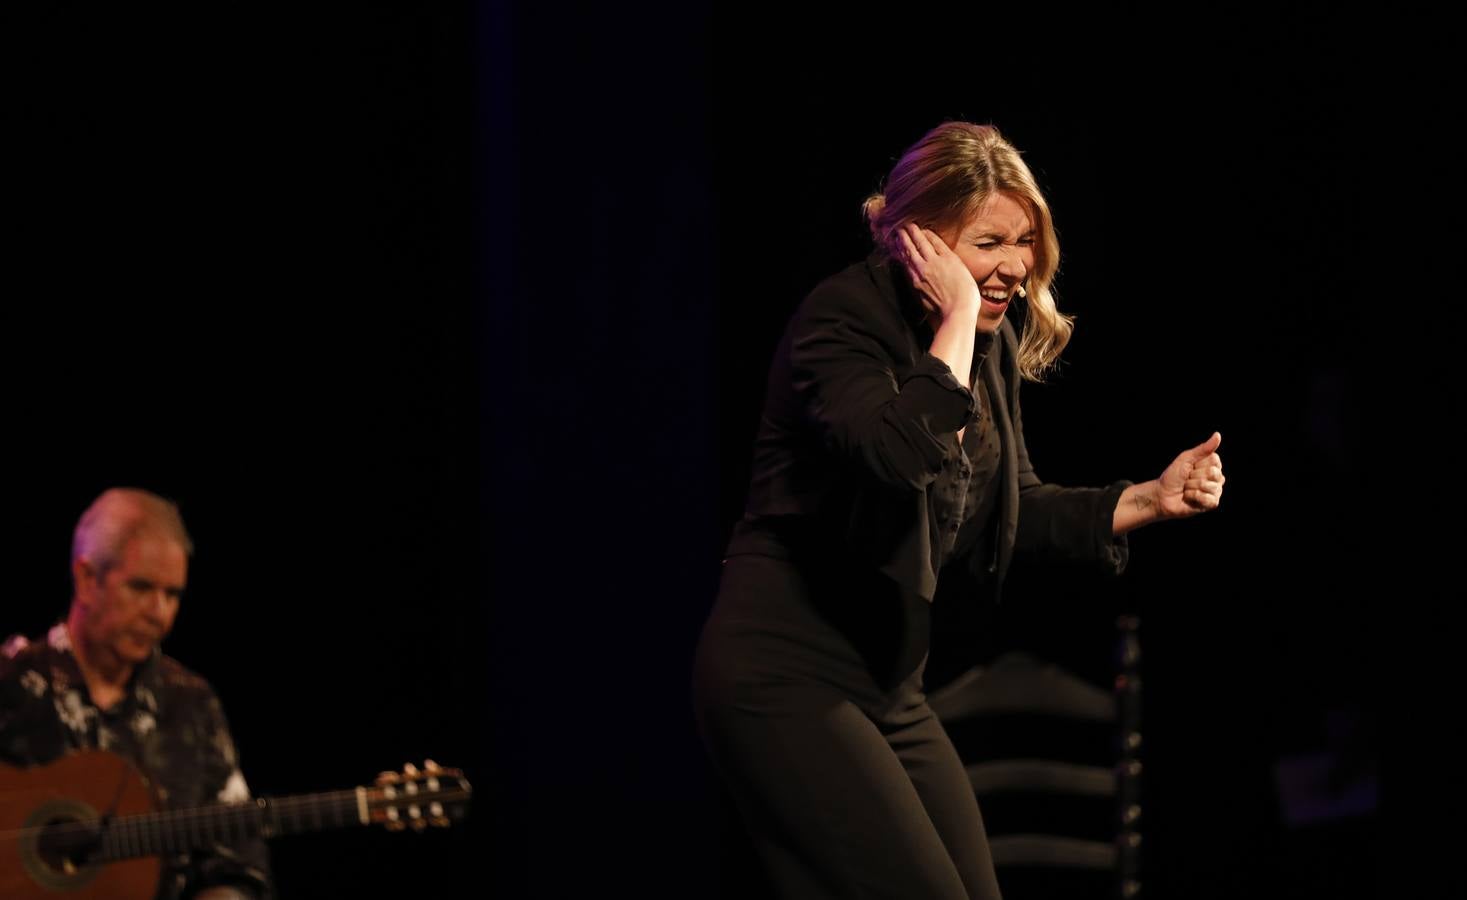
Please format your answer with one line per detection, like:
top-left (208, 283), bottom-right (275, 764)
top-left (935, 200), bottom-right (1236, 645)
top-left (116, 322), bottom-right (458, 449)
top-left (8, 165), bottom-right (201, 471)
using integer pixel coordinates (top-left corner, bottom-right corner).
top-left (1, 487), bottom-right (272, 899)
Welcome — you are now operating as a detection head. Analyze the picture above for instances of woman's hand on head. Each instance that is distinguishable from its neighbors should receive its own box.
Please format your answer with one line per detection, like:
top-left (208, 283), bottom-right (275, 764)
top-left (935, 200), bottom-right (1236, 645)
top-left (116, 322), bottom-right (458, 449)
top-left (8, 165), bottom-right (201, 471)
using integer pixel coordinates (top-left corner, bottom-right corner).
top-left (897, 223), bottom-right (979, 324)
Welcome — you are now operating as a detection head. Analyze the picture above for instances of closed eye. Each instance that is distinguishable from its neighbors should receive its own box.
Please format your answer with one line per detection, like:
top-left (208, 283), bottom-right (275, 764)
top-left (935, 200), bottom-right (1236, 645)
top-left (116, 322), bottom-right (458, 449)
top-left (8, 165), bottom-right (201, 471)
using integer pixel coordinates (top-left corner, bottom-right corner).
top-left (974, 236), bottom-right (1036, 249)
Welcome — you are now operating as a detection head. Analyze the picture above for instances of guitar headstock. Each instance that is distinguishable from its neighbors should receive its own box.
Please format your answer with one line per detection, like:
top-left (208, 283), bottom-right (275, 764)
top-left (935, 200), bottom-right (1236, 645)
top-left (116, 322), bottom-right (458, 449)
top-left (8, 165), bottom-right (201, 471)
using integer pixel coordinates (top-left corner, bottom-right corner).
top-left (368, 760), bottom-right (472, 831)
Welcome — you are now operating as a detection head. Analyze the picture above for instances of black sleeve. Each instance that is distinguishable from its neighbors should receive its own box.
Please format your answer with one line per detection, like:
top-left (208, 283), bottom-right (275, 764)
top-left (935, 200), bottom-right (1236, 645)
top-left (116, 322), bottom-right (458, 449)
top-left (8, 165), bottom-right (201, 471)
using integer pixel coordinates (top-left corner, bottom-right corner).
top-left (184, 692), bottom-right (274, 899)
top-left (1012, 376), bottom-right (1131, 576)
top-left (0, 648), bottom-right (68, 768)
top-left (789, 280), bottom-right (974, 490)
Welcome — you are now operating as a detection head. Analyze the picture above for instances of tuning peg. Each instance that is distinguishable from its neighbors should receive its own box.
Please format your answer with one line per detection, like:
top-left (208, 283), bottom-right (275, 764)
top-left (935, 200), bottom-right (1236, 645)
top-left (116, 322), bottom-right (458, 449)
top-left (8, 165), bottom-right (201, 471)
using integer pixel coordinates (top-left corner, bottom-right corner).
top-left (430, 816), bottom-right (451, 828)
top-left (424, 760), bottom-right (442, 773)
top-left (376, 770), bottom-right (402, 785)
top-left (410, 817), bottom-right (428, 832)
top-left (385, 819), bottom-right (406, 832)
top-left (402, 762), bottom-right (420, 777)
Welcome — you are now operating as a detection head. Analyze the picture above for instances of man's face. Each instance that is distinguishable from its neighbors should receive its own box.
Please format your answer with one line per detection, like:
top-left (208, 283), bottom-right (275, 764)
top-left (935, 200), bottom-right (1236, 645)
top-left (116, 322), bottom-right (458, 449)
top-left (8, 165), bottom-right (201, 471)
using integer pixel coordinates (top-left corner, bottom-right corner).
top-left (76, 532), bottom-right (187, 665)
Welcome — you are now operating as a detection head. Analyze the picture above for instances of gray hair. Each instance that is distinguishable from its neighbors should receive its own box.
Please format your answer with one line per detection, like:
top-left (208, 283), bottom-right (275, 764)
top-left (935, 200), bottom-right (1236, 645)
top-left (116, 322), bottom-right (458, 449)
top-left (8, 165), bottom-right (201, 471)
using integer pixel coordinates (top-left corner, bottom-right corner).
top-left (71, 487), bottom-right (193, 578)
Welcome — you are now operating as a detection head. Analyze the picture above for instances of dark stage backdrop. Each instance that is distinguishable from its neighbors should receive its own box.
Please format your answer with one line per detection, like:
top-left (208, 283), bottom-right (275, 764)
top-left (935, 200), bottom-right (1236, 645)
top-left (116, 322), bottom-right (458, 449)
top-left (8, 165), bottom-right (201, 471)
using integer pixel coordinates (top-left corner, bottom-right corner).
top-left (6, 6), bottom-right (483, 897)
top-left (7, 4), bottom-right (1459, 898)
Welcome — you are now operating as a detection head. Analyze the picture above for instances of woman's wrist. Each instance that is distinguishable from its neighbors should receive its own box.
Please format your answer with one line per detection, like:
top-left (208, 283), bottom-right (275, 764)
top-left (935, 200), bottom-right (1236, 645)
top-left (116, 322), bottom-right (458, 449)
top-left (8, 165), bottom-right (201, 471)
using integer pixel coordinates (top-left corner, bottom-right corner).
top-left (1113, 480), bottom-right (1165, 536)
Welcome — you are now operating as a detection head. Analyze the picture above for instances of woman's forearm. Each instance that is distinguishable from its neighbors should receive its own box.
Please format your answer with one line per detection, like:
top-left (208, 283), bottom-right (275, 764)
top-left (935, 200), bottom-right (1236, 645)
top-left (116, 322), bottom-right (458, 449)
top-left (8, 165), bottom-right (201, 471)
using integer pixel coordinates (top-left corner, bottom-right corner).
top-left (1113, 479), bottom-right (1165, 536)
top-left (928, 305), bottom-right (979, 391)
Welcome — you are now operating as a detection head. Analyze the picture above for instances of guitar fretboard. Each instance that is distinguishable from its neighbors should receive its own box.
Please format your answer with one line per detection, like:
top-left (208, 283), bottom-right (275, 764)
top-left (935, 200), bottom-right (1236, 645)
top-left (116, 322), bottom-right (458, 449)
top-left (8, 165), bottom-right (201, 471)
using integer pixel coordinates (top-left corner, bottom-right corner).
top-left (95, 790), bottom-right (364, 861)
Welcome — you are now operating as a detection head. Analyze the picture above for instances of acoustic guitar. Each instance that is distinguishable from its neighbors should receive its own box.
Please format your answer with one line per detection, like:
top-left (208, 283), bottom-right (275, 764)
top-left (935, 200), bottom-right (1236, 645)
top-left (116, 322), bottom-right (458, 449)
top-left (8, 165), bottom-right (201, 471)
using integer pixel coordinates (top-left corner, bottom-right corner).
top-left (0, 749), bottom-right (472, 899)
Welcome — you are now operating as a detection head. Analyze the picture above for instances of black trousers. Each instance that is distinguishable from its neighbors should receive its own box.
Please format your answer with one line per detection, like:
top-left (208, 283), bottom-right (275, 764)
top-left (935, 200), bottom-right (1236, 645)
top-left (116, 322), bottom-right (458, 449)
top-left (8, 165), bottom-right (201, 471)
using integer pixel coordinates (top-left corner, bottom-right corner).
top-left (693, 553), bottom-right (1002, 900)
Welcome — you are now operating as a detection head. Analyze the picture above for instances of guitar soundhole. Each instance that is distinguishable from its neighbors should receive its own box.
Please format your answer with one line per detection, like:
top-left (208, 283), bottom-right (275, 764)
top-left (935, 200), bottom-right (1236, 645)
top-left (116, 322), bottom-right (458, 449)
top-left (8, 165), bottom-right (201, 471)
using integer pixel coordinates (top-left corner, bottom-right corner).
top-left (20, 801), bottom-right (106, 890)
top-left (36, 814), bottom-right (103, 874)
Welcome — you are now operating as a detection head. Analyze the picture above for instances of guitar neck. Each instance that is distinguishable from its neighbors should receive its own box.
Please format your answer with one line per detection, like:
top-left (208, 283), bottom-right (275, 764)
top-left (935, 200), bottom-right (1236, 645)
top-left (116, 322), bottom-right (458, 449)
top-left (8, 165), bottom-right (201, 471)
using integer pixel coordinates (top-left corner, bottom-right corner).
top-left (95, 789), bottom-right (367, 862)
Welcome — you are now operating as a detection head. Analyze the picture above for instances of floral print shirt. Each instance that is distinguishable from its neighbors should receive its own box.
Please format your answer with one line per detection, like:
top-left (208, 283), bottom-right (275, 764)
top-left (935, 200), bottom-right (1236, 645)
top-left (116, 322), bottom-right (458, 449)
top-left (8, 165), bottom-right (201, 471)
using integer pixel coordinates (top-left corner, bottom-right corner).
top-left (0, 624), bottom-right (272, 899)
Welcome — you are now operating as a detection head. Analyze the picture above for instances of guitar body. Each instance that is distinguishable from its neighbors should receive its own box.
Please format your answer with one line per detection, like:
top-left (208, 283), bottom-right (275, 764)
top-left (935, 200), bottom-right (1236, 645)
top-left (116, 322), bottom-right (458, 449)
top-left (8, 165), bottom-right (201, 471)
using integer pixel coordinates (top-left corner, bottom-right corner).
top-left (0, 750), bottom-right (161, 900)
top-left (1, 748), bottom-right (470, 899)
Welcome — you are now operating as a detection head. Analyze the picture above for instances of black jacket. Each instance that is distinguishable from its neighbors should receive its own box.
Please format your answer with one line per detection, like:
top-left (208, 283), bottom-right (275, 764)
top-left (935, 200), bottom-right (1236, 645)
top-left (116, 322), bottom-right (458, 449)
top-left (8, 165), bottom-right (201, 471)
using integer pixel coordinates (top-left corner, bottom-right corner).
top-left (727, 251), bottom-right (1129, 603)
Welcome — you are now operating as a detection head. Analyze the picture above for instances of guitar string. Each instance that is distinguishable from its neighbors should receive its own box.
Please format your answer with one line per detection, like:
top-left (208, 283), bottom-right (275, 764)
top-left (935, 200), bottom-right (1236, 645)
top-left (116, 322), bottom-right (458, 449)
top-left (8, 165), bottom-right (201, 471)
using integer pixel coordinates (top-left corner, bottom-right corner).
top-left (0, 783), bottom-right (466, 847)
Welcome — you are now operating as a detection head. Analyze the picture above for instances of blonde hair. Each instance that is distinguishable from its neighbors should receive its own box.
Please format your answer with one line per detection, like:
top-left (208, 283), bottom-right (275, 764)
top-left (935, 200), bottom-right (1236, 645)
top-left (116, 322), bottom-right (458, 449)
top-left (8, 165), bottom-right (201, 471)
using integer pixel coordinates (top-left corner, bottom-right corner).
top-left (863, 122), bottom-right (1072, 381)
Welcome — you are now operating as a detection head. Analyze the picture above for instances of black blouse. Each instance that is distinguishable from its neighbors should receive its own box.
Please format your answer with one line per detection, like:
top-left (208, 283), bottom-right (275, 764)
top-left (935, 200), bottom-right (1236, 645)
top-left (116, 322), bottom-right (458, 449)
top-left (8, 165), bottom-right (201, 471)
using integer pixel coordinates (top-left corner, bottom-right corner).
top-left (727, 252), bottom-right (1131, 604)
top-left (934, 331), bottom-right (1002, 573)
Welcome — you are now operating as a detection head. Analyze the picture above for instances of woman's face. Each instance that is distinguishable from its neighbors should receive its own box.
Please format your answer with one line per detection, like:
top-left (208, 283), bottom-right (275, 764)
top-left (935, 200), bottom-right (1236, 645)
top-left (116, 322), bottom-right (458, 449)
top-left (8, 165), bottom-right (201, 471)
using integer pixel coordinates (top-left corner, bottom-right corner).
top-left (940, 192), bottom-right (1036, 333)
